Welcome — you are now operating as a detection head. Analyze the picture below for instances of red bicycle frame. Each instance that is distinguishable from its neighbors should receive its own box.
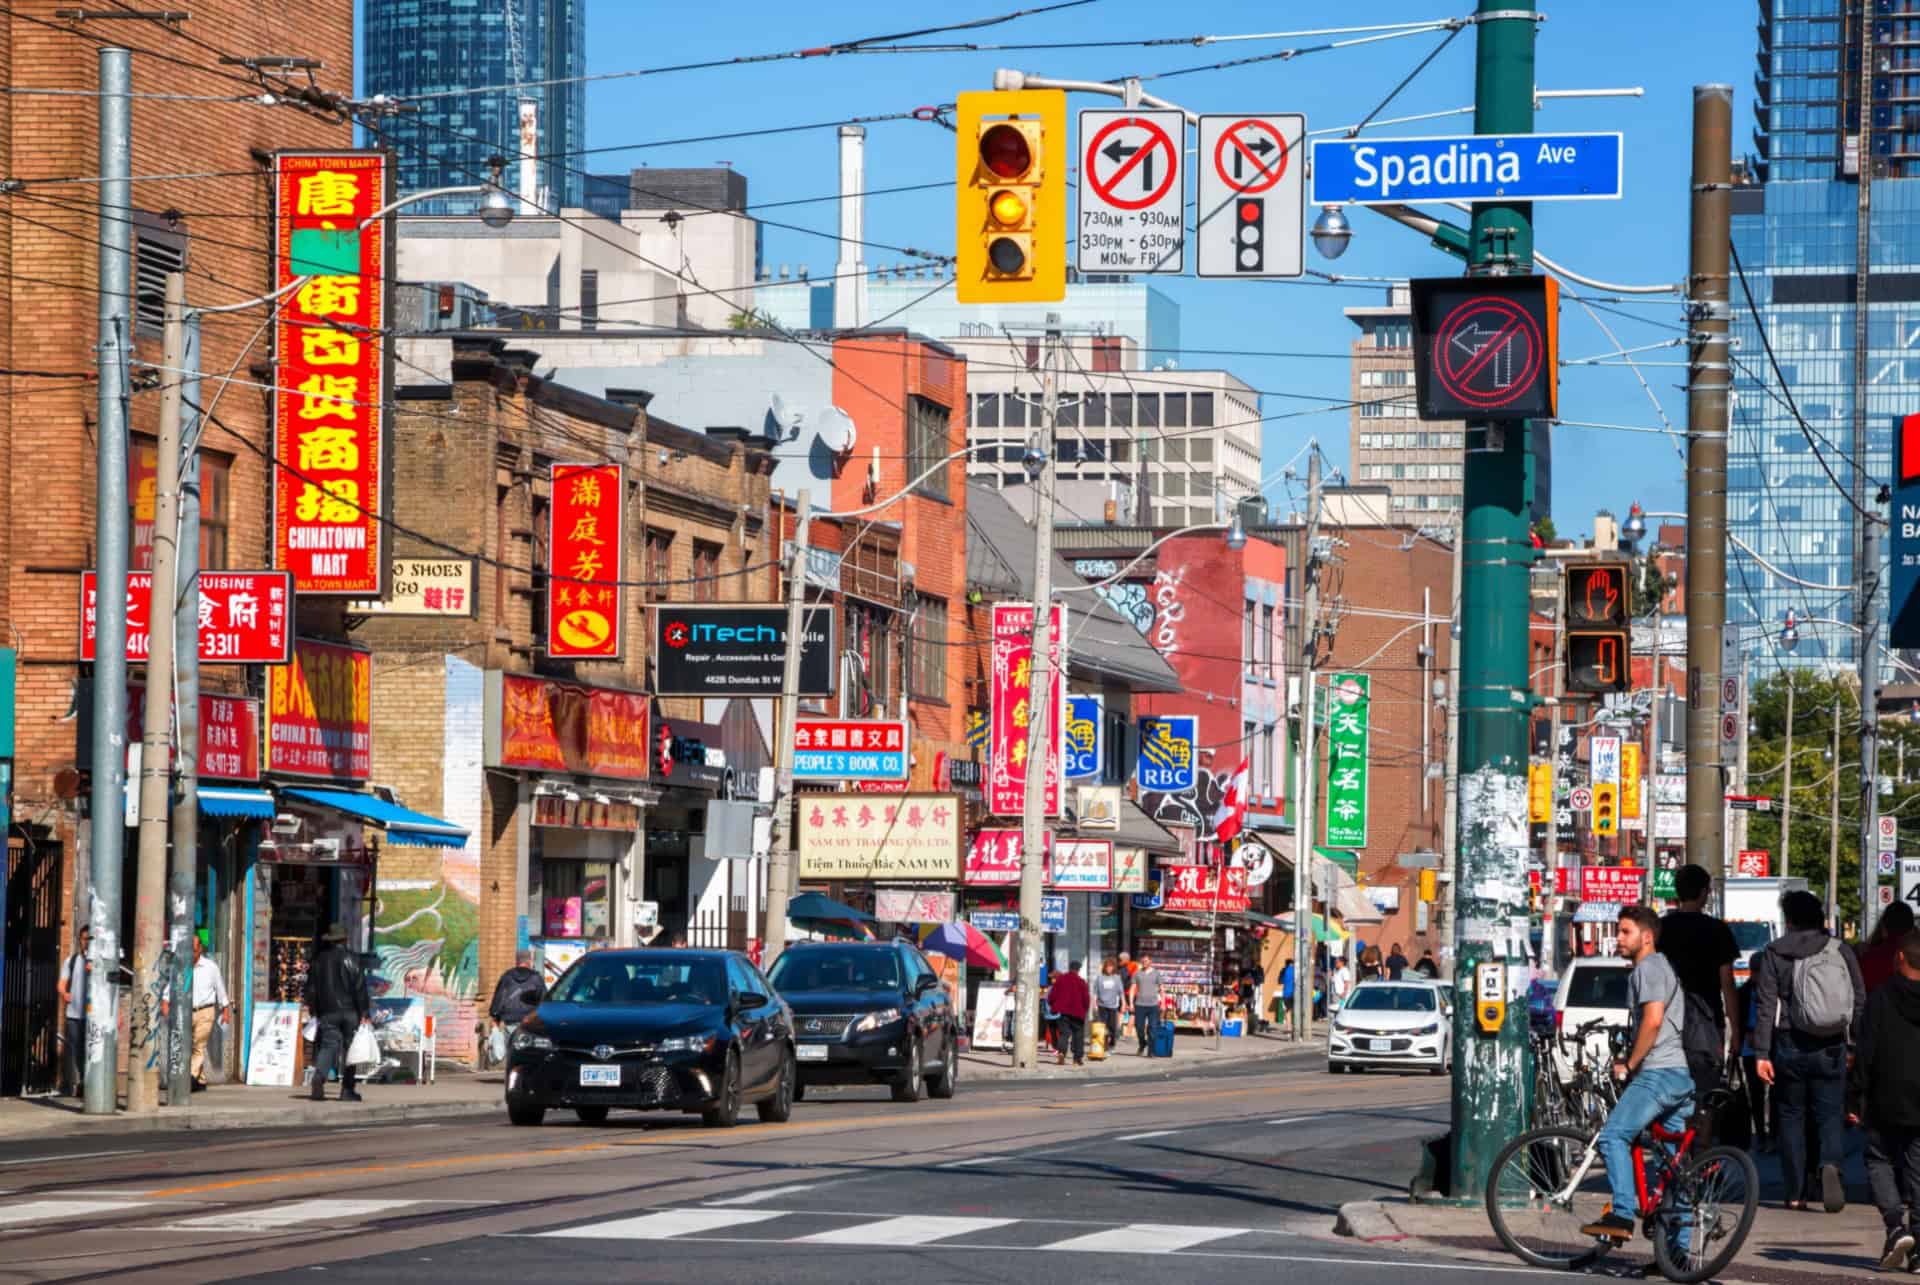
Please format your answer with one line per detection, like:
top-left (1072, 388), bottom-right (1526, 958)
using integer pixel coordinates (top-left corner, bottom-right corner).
top-left (1630, 1117), bottom-right (1700, 1213)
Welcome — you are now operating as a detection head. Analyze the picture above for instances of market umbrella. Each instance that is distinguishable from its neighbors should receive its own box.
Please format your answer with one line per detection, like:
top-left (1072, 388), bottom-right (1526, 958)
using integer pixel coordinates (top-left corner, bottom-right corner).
top-left (786, 891), bottom-right (877, 940)
top-left (919, 920), bottom-right (1006, 970)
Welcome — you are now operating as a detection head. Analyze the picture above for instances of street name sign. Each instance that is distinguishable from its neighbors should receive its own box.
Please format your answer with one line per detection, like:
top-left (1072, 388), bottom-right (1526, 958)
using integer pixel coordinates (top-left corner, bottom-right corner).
top-left (1077, 110), bottom-right (1185, 274)
top-left (1196, 114), bottom-right (1304, 278)
top-left (1309, 132), bottom-right (1624, 206)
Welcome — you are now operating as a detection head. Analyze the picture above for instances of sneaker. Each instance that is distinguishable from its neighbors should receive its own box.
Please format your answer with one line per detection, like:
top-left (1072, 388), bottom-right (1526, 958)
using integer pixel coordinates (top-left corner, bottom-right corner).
top-left (1821, 1163), bottom-right (1845, 1214)
top-left (1580, 1212), bottom-right (1636, 1241)
top-left (1906, 1241), bottom-right (1920, 1274)
top-left (1879, 1228), bottom-right (1916, 1272)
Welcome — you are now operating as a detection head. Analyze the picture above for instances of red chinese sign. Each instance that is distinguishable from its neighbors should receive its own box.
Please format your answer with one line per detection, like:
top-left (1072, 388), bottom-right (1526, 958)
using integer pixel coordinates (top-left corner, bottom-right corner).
top-left (496, 673), bottom-right (650, 780)
top-left (82, 570), bottom-right (292, 664)
top-left (964, 828), bottom-right (1050, 886)
top-left (1735, 849), bottom-right (1770, 877)
top-left (547, 463), bottom-right (623, 658)
top-left (266, 638), bottom-right (371, 780)
top-left (130, 436), bottom-right (157, 570)
top-left (273, 151), bottom-right (388, 595)
top-left (988, 603), bottom-right (1063, 817)
top-left (124, 688), bottom-right (261, 781)
top-left (1158, 863), bottom-right (1249, 913)
top-left (1554, 867), bottom-right (1577, 895)
top-left (1580, 865), bottom-right (1646, 904)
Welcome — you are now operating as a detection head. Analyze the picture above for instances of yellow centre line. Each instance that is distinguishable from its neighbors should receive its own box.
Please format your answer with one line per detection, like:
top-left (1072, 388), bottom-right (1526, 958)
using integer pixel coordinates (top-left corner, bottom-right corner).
top-left (148, 1078), bottom-right (1444, 1198)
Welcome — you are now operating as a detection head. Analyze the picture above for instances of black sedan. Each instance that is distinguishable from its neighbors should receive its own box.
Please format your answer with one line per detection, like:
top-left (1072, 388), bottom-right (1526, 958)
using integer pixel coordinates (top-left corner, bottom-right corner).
top-left (505, 948), bottom-right (795, 1128)
top-left (767, 940), bottom-right (958, 1103)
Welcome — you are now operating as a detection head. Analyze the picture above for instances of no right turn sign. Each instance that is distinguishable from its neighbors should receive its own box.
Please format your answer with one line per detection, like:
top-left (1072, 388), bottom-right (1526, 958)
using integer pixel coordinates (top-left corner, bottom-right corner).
top-left (1197, 114), bottom-right (1304, 278)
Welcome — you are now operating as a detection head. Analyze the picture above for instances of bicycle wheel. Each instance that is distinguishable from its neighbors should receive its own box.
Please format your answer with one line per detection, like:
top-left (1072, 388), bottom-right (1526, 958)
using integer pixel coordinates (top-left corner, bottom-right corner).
top-left (1485, 1126), bottom-right (1616, 1271)
top-left (1650, 1144), bottom-right (1760, 1284)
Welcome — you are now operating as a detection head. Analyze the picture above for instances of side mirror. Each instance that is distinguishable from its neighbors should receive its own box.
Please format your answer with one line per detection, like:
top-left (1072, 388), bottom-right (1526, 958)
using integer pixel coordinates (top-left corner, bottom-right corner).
top-left (914, 974), bottom-right (940, 995)
top-left (736, 992), bottom-right (769, 1012)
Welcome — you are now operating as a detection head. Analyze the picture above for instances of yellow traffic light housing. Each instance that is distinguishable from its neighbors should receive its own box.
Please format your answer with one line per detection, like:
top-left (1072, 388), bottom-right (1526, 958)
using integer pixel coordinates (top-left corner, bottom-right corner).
top-left (956, 90), bottom-right (1065, 303)
top-left (1592, 782), bottom-right (1619, 836)
top-left (1418, 868), bottom-right (1438, 903)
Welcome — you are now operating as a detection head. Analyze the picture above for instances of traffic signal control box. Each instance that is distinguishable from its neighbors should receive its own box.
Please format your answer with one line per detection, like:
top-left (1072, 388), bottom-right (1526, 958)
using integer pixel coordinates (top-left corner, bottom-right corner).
top-left (955, 90), bottom-right (1066, 303)
top-left (1563, 561), bottom-right (1632, 694)
top-left (1592, 782), bottom-right (1619, 836)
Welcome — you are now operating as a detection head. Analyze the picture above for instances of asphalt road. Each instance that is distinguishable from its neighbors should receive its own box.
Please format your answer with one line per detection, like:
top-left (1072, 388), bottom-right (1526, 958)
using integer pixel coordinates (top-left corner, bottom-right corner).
top-left (0, 1062), bottom-right (1574, 1285)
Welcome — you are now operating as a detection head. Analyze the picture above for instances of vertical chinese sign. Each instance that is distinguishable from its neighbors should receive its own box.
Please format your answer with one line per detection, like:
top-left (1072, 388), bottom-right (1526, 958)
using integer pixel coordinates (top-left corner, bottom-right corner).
top-left (266, 638), bottom-right (372, 781)
top-left (547, 463), bottom-right (623, 658)
top-left (988, 603), bottom-right (1063, 817)
top-left (273, 152), bottom-right (388, 595)
top-left (1323, 672), bottom-right (1370, 849)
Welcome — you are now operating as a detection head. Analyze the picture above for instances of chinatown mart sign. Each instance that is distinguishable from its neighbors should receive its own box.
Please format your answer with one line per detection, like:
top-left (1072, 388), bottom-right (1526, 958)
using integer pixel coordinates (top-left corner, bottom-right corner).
top-left (1323, 672), bottom-right (1370, 849)
top-left (798, 793), bottom-right (962, 881)
top-left (988, 603), bottom-right (1063, 817)
top-left (547, 463), bottom-right (623, 658)
top-left (272, 151), bottom-right (389, 595)
top-left (266, 638), bottom-right (371, 781)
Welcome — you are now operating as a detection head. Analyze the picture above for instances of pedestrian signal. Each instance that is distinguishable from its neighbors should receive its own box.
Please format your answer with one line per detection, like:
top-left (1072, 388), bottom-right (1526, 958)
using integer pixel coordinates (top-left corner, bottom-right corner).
top-left (1592, 782), bottom-right (1619, 836)
top-left (1564, 562), bottom-right (1631, 694)
top-left (956, 90), bottom-right (1065, 303)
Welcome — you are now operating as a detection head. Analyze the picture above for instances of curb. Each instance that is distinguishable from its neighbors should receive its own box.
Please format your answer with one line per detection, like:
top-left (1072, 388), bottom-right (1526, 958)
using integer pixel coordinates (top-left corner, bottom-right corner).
top-left (1333, 1200), bottom-right (1412, 1244)
top-left (3, 1096), bottom-right (504, 1140)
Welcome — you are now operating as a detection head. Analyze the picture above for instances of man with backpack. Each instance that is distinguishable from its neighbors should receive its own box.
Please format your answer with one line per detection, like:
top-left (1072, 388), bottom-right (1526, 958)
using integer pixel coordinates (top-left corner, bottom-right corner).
top-left (1754, 889), bottom-right (1867, 1213)
top-left (1658, 864), bottom-right (1741, 1104)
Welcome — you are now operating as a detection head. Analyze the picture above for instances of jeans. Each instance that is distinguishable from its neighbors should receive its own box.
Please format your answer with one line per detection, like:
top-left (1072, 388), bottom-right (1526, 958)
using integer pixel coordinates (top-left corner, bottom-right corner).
top-left (1134, 1005), bottom-right (1158, 1051)
top-left (62, 1016), bottom-right (86, 1096)
top-left (1596, 1065), bottom-right (1697, 1220)
top-left (1053, 1015), bottom-right (1085, 1062)
top-left (1866, 1125), bottom-right (1920, 1231)
top-left (310, 1011), bottom-right (361, 1098)
top-left (1772, 1030), bottom-right (1847, 1204)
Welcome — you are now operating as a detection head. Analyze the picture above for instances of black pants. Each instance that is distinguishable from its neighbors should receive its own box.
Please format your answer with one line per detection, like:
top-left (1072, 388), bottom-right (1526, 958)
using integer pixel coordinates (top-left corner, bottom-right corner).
top-left (1096, 1006), bottom-right (1121, 1047)
top-left (63, 1016), bottom-right (86, 1096)
top-left (1684, 1048), bottom-right (1725, 1147)
top-left (310, 1011), bottom-right (361, 1098)
top-left (1053, 1015), bottom-right (1085, 1062)
top-left (1134, 1005), bottom-right (1158, 1051)
top-left (1774, 1030), bottom-right (1847, 1204)
top-left (1868, 1125), bottom-right (1920, 1231)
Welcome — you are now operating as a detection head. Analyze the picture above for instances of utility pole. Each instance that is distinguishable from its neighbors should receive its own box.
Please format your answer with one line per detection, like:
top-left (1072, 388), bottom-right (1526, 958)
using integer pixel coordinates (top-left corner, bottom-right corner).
top-left (1013, 320), bottom-right (1060, 1070)
top-left (127, 273), bottom-right (187, 1114)
top-left (1829, 694), bottom-right (1842, 928)
top-left (1781, 676), bottom-right (1796, 878)
top-left (1438, 513), bottom-right (1463, 971)
top-left (1292, 450), bottom-right (1322, 1041)
top-left (85, 45), bottom-right (134, 1117)
top-left (1684, 84), bottom-right (1732, 881)
top-left (167, 309), bottom-right (203, 1104)
top-left (1540, 575), bottom-right (1562, 972)
top-left (760, 487), bottom-right (811, 972)
top-left (1852, 0), bottom-right (1884, 943)
top-left (1448, 0), bottom-right (1536, 1198)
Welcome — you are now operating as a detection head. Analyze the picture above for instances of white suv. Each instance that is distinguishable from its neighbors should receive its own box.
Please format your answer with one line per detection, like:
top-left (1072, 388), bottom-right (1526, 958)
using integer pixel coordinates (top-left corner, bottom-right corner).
top-left (1550, 956), bottom-right (1632, 1085)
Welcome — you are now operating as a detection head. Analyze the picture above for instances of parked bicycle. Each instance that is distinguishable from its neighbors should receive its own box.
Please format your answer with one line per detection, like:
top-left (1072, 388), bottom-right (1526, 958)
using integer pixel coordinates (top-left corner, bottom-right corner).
top-left (1529, 1017), bottom-right (1623, 1132)
top-left (1485, 1086), bottom-right (1759, 1283)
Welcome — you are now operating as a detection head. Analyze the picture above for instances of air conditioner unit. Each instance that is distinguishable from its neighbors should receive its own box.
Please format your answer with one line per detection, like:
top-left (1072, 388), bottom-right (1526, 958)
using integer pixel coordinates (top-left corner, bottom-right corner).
top-left (271, 813), bottom-right (303, 837)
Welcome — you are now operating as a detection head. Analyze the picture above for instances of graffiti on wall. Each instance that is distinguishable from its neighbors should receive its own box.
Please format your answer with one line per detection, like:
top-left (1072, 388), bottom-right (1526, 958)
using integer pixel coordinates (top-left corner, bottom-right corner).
top-left (1151, 565), bottom-right (1188, 656)
top-left (1071, 559), bottom-right (1155, 636)
top-left (1141, 766), bottom-right (1229, 834)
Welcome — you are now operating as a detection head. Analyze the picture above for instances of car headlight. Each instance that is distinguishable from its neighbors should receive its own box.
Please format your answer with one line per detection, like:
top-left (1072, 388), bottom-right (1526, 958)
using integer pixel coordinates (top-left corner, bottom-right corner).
top-left (511, 1031), bottom-right (553, 1053)
top-left (657, 1035), bottom-right (717, 1055)
top-left (854, 1008), bottom-right (903, 1034)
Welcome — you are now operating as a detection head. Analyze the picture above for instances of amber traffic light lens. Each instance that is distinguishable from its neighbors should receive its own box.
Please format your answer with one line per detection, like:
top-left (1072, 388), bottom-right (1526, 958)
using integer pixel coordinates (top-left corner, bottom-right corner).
top-left (989, 189), bottom-right (1028, 226)
top-left (988, 236), bottom-right (1027, 274)
top-left (980, 124), bottom-right (1033, 179)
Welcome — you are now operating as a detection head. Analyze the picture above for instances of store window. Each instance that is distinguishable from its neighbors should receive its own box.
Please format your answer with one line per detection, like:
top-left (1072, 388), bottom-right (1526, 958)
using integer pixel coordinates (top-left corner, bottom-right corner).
top-left (912, 596), bottom-right (949, 699)
top-left (530, 831), bottom-right (615, 942)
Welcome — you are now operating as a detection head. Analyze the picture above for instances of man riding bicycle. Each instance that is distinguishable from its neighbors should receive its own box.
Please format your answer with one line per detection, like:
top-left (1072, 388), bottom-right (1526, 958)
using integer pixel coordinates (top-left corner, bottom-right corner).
top-left (1583, 904), bottom-right (1697, 1242)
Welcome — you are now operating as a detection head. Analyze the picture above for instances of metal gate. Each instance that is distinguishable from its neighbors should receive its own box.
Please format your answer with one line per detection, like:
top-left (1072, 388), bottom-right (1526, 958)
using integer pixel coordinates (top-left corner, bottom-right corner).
top-left (2, 832), bottom-right (64, 1096)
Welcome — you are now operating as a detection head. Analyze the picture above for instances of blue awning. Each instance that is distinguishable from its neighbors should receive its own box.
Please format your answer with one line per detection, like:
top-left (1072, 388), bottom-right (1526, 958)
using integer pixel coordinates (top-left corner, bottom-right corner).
top-left (281, 787), bottom-right (470, 849)
top-left (197, 787), bottom-right (276, 819)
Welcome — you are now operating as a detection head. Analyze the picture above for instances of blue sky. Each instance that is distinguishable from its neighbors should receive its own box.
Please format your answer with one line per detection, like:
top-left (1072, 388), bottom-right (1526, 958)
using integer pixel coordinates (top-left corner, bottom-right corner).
top-left (573, 1), bottom-right (1752, 538)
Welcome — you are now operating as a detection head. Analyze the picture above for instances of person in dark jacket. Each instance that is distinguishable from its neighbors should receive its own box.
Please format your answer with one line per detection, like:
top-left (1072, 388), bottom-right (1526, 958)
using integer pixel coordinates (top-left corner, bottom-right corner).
top-left (1754, 890), bottom-right (1868, 1212)
top-left (1856, 902), bottom-right (1917, 996)
top-left (1848, 931), bottom-right (1920, 1272)
top-left (489, 950), bottom-right (545, 1031)
top-left (1047, 960), bottom-right (1092, 1067)
top-left (302, 923), bottom-right (371, 1102)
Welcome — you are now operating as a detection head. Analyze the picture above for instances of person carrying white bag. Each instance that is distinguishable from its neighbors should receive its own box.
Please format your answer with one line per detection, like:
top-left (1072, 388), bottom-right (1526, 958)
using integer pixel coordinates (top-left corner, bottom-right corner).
top-left (302, 923), bottom-right (372, 1102)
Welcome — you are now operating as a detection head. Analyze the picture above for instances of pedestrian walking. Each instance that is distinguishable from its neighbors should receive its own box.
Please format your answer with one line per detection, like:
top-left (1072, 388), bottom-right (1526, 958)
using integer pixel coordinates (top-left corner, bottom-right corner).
top-left (488, 948), bottom-right (546, 1064)
top-left (1580, 906), bottom-right (1697, 1242)
top-left (1331, 957), bottom-right (1354, 1009)
top-left (1358, 944), bottom-right (1384, 981)
top-left (1131, 956), bottom-right (1164, 1054)
top-left (1658, 864), bottom-right (1742, 1103)
top-left (55, 925), bottom-right (90, 1098)
top-left (1413, 949), bottom-right (1439, 979)
top-left (1856, 902), bottom-right (1916, 996)
top-left (1755, 889), bottom-right (1867, 1213)
top-left (1385, 943), bottom-right (1409, 981)
top-left (187, 929), bottom-right (230, 1089)
top-left (1247, 960), bottom-right (1268, 1034)
top-left (1092, 959), bottom-right (1126, 1052)
top-left (1047, 960), bottom-right (1092, 1066)
top-left (303, 924), bottom-right (371, 1102)
top-left (1279, 958), bottom-right (1296, 1026)
top-left (1846, 929), bottom-right (1920, 1271)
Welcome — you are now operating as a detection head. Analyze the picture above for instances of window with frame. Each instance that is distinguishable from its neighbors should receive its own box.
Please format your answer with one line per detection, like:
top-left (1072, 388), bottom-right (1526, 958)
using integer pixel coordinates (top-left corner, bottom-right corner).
top-left (908, 396), bottom-right (953, 499)
top-left (691, 539), bottom-right (721, 602)
top-left (911, 596), bottom-right (949, 699)
top-left (974, 393), bottom-right (1000, 429)
top-left (1243, 599), bottom-right (1255, 664)
top-left (199, 450), bottom-right (232, 570)
top-left (646, 528), bottom-right (674, 598)
top-left (1262, 603), bottom-right (1275, 677)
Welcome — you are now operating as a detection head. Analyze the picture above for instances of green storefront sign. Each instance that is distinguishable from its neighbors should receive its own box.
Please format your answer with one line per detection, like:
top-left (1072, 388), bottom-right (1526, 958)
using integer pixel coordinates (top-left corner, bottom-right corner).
top-left (1650, 867), bottom-right (1676, 901)
top-left (1324, 672), bottom-right (1369, 849)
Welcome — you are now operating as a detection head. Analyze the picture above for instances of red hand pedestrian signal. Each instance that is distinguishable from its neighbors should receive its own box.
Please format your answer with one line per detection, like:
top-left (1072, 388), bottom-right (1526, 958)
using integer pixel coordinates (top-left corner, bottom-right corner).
top-left (1564, 562), bottom-right (1631, 694)
top-left (1584, 570), bottom-right (1619, 623)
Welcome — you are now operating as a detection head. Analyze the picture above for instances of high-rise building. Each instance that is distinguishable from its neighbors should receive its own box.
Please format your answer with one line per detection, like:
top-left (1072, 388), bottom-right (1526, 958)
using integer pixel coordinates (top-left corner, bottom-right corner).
top-left (1727, 3), bottom-right (1915, 665)
top-left (1345, 287), bottom-right (1469, 518)
top-left (363, 0), bottom-right (586, 211)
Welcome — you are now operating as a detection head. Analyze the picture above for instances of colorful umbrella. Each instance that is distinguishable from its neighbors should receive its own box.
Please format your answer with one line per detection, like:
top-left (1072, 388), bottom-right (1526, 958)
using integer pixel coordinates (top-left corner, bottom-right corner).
top-left (919, 920), bottom-right (1007, 970)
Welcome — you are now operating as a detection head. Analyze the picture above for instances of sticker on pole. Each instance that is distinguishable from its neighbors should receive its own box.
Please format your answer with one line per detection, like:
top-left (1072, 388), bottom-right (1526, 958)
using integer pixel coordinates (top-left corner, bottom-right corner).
top-left (1076, 109), bottom-right (1184, 274)
top-left (1197, 114), bottom-right (1303, 278)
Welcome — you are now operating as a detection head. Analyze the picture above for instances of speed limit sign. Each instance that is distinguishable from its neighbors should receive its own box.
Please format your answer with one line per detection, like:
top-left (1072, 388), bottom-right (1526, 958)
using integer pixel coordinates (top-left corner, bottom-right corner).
top-left (1902, 859), bottom-right (1920, 910)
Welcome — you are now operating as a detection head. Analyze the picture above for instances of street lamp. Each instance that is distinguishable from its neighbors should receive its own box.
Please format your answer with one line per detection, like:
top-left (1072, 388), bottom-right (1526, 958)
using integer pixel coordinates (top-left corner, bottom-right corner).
top-left (1622, 502), bottom-right (1647, 546)
top-left (1311, 205), bottom-right (1353, 260)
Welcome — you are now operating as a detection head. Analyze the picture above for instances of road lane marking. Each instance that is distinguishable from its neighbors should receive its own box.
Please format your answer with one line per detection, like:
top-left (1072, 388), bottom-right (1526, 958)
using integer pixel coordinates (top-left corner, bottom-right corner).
top-left (0, 1200), bottom-right (146, 1228)
top-left (706, 1184), bottom-right (818, 1206)
top-left (1115, 1130), bottom-right (1176, 1141)
top-left (800, 1215), bottom-right (1014, 1245)
top-left (0, 1148), bottom-right (139, 1167)
top-left (937, 1155), bottom-right (1002, 1168)
top-left (1263, 1116), bottom-right (1322, 1125)
top-left (536, 1208), bottom-right (784, 1240)
top-left (1043, 1222), bottom-right (1250, 1253)
top-left (162, 1199), bottom-right (430, 1232)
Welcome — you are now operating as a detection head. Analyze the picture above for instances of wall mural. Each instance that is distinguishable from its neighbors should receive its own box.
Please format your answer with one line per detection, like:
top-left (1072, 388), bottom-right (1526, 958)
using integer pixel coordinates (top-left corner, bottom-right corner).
top-left (1070, 559), bottom-right (1155, 636)
top-left (1141, 765), bottom-right (1228, 834)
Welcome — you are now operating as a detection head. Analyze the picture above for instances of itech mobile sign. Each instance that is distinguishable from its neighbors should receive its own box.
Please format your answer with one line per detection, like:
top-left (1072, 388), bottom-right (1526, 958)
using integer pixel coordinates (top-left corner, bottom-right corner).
top-left (652, 605), bottom-right (836, 696)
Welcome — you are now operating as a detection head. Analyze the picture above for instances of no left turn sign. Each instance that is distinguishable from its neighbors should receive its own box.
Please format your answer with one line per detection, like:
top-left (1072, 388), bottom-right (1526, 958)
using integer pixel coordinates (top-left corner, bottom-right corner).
top-left (1077, 109), bottom-right (1185, 274)
top-left (1197, 114), bottom-right (1304, 279)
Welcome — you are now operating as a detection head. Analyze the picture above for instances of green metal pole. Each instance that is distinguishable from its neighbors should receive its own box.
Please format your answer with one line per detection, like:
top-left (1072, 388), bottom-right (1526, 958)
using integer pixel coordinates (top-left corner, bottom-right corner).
top-left (1448, 0), bottom-right (1537, 1201)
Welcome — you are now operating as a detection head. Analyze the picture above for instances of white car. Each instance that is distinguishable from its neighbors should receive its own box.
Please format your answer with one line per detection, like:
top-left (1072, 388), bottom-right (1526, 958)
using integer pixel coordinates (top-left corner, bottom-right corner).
top-left (1328, 980), bottom-right (1452, 1075)
top-left (1550, 956), bottom-right (1632, 1085)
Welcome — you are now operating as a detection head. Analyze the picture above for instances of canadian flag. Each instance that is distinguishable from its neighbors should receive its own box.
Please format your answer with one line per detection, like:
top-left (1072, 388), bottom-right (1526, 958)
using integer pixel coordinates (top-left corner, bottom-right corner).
top-left (1211, 757), bottom-right (1251, 845)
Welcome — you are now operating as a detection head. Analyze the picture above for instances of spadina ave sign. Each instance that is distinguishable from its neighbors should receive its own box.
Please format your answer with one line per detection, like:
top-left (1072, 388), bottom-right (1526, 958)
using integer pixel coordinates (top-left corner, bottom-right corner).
top-left (272, 152), bottom-right (389, 595)
top-left (653, 604), bottom-right (835, 696)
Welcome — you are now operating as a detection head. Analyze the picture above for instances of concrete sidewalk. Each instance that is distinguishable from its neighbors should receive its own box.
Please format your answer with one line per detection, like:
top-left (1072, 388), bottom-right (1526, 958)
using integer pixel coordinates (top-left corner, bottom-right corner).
top-left (960, 1028), bottom-right (1326, 1080)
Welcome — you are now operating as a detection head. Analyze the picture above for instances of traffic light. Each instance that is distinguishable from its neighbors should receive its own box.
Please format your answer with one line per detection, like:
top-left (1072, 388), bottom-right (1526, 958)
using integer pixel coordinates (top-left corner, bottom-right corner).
top-left (1592, 782), bottom-right (1619, 836)
top-left (955, 90), bottom-right (1065, 303)
top-left (1418, 868), bottom-right (1438, 903)
top-left (1564, 561), bottom-right (1631, 694)
top-left (1236, 198), bottom-right (1265, 272)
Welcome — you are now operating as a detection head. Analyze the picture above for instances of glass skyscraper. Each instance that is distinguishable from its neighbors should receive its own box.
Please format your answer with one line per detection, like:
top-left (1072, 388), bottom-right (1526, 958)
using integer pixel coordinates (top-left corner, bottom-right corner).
top-left (1729, 1), bottom-right (1919, 666)
top-left (362, 0), bottom-right (586, 211)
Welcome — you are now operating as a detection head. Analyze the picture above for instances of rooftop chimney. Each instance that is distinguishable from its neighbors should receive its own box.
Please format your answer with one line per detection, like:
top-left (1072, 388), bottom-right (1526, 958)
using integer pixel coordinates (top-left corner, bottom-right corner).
top-left (835, 126), bottom-right (869, 329)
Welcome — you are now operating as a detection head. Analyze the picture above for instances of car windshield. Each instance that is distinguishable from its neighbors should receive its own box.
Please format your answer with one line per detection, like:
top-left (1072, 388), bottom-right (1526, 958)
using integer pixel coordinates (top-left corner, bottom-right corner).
top-left (547, 956), bottom-right (728, 1007)
top-left (1564, 965), bottom-right (1631, 1010)
top-left (769, 949), bottom-right (902, 993)
top-left (1728, 921), bottom-right (1774, 953)
top-left (1343, 986), bottom-right (1437, 1013)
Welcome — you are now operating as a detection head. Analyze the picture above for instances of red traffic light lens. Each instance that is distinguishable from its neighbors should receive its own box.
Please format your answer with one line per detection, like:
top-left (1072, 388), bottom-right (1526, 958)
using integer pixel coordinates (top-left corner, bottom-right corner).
top-left (988, 235), bottom-right (1027, 274)
top-left (1240, 201), bottom-right (1261, 222)
top-left (980, 123), bottom-right (1033, 179)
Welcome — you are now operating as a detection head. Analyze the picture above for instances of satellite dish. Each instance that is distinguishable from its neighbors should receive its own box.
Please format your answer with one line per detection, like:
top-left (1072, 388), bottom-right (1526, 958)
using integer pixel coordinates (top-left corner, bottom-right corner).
top-left (817, 404), bottom-right (856, 456)
top-left (768, 392), bottom-right (805, 441)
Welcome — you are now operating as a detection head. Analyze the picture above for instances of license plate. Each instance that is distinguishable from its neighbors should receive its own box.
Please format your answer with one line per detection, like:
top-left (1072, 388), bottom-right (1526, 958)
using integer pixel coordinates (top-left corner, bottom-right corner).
top-left (1367, 1039), bottom-right (1392, 1052)
top-left (796, 1043), bottom-right (828, 1062)
top-left (579, 1065), bottom-right (620, 1087)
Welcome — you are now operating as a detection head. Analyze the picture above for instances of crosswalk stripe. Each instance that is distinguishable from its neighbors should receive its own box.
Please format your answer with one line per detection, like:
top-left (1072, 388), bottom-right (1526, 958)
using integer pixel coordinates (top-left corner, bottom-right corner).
top-left (165, 1199), bottom-right (426, 1232)
top-left (799, 1215), bottom-right (1014, 1246)
top-left (537, 1208), bottom-right (785, 1240)
top-left (1042, 1222), bottom-right (1252, 1254)
top-left (0, 1200), bottom-right (145, 1229)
